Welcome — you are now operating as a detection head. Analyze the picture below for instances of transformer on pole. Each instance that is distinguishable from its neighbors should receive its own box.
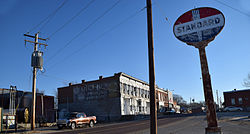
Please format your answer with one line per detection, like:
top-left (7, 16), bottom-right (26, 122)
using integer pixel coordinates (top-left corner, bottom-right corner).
top-left (24, 33), bottom-right (47, 130)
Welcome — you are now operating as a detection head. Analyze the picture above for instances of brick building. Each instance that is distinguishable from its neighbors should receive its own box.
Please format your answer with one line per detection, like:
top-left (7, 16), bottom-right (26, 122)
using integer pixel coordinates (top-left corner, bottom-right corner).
top-left (58, 72), bottom-right (173, 121)
top-left (223, 89), bottom-right (250, 111)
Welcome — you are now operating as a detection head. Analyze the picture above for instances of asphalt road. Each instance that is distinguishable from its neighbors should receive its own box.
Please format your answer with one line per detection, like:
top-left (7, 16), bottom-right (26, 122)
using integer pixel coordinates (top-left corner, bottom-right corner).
top-left (49, 116), bottom-right (186, 134)
top-left (6, 112), bottom-right (250, 134)
top-left (137, 112), bottom-right (250, 134)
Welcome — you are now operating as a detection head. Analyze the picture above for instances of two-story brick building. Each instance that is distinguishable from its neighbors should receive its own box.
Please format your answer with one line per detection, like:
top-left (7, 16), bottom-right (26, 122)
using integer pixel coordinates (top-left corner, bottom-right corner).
top-left (223, 89), bottom-right (250, 111)
top-left (58, 72), bottom-right (173, 121)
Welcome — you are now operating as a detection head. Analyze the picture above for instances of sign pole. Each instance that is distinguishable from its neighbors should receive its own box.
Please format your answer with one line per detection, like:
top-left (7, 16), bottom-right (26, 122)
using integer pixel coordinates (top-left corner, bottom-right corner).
top-left (197, 44), bottom-right (221, 134)
top-left (173, 7), bottom-right (225, 134)
top-left (146, 0), bottom-right (157, 134)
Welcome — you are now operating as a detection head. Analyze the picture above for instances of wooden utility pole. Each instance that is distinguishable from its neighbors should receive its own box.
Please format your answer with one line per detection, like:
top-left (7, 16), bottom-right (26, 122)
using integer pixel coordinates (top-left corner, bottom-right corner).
top-left (216, 90), bottom-right (219, 107)
top-left (24, 33), bottom-right (47, 130)
top-left (146, 0), bottom-right (157, 134)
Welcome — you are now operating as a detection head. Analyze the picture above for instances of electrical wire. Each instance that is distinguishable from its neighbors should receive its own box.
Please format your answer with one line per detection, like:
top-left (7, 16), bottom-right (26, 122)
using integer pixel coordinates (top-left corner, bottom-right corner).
top-left (46, 6), bottom-right (146, 70)
top-left (214, 0), bottom-right (250, 18)
top-left (39, 0), bottom-right (68, 31)
top-left (28, 0), bottom-right (68, 33)
top-left (48, 0), bottom-right (96, 39)
top-left (154, 0), bottom-right (171, 25)
top-left (39, 73), bottom-right (70, 83)
top-left (46, 0), bottom-right (121, 64)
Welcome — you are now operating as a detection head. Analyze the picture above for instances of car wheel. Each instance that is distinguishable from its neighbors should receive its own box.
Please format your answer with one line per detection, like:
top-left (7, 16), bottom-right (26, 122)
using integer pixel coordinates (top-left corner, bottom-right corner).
top-left (89, 120), bottom-right (94, 128)
top-left (71, 122), bottom-right (76, 130)
top-left (58, 125), bottom-right (63, 129)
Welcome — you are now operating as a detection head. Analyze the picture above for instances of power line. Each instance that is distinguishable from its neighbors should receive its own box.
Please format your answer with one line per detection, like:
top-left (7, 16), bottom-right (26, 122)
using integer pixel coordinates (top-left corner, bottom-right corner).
top-left (46, 0), bottom-right (121, 64)
top-left (48, 0), bottom-right (96, 39)
top-left (39, 0), bottom-right (68, 31)
top-left (154, 0), bottom-right (171, 25)
top-left (39, 73), bottom-right (70, 83)
top-left (214, 0), bottom-right (250, 18)
top-left (28, 0), bottom-right (68, 33)
top-left (47, 6), bottom-right (146, 70)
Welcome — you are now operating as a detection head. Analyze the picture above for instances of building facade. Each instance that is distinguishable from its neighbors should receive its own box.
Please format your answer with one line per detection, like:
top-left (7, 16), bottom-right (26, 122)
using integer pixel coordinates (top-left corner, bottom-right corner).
top-left (223, 89), bottom-right (250, 111)
top-left (58, 72), bottom-right (173, 121)
top-left (0, 88), bottom-right (55, 123)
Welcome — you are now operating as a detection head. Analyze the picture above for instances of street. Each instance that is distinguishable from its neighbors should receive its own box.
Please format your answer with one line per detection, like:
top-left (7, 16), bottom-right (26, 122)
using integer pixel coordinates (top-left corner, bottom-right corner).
top-left (8, 112), bottom-right (249, 134)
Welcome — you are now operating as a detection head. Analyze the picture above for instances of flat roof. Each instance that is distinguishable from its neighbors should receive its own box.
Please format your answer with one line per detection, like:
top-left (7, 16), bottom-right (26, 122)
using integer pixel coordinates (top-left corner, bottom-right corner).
top-left (58, 72), bottom-right (169, 93)
top-left (224, 89), bottom-right (250, 93)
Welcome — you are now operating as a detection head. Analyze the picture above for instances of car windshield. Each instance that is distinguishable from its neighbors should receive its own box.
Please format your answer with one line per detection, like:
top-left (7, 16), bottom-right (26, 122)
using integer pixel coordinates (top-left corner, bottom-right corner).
top-left (66, 113), bottom-right (77, 119)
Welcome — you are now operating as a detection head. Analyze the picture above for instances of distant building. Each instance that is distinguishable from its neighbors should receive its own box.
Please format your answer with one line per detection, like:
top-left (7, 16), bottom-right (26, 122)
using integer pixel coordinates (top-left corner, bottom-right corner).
top-left (223, 89), bottom-right (250, 111)
top-left (0, 88), bottom-right (55, 123)
top-left (58, 72), bottom-right (173, 121)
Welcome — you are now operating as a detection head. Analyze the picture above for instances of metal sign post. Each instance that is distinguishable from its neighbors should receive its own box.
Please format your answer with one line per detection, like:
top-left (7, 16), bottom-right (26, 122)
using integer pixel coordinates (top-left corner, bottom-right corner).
top-left (188, 40), bottom-right (221, 133)
top-left (173, 7), bottom-right (225, 134)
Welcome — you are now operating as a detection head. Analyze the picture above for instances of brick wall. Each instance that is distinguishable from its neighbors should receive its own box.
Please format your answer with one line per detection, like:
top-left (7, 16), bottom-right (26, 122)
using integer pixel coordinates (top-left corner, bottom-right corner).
top-left (223, 89), bottom-right (250, 110)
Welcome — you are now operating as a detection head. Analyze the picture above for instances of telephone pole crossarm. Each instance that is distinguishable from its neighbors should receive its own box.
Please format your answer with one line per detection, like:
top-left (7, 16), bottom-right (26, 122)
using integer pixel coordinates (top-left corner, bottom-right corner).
top-left (24, 40), bottom-right (48, 46)
top-left (24, 34), bottom-right (47, 41)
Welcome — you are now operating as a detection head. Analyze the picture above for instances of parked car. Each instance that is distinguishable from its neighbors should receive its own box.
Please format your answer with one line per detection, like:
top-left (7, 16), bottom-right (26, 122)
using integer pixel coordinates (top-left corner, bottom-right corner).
top-left (57, 112), bottom-right (97, 130)
top-left (160, 107), bottom-right (176, 115)
top-left (223, 106), bottom-right (243, 112)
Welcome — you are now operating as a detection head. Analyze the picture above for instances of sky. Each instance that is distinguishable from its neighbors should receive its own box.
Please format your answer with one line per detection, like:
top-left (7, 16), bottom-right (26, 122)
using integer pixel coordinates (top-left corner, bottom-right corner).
top-left (1, 0), bottom-right (250, 103)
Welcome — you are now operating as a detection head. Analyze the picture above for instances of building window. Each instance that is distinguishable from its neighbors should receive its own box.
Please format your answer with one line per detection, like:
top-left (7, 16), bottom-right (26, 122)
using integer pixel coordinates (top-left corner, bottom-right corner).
top-left (134, 87), bottom-right (137, 96)
top-left (138, 88), bottom-right (140, 96)
top-left (131, 86), bottom-right (134, 96)
top-left (231, 98), bottom-right (235, 105)
top-left (127, 85), bottom-right (130, 95)
top-left (238, 98), bottom-right (243, 104)
top-left (141, 89), bottom-right (144, 98)
top-left (123, 83), bottom-right (127, 93)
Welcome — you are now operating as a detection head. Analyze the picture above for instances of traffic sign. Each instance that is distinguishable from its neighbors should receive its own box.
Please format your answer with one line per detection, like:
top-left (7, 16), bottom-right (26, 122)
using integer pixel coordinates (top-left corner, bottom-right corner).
top-left (173, 7), bottom-right (225, 44)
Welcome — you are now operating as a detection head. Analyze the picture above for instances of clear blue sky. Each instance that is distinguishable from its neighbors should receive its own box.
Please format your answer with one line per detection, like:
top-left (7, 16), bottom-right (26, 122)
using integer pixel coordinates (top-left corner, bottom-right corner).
top-left (1, 0), bottom-right (250, 103)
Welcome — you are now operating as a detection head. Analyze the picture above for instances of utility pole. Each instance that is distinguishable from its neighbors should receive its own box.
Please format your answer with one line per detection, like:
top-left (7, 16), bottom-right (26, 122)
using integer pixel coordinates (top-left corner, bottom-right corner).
top-left (216, 90), bottom-right (219, 106)
top-left (24, 33), bottom-right (47, 130)
top-left (41, 94), bottom-right (44, 117)
top-left (219, 97), bottom-right (222, 108)
top-left (9, 85), bottom-right (16, 115)
top-left (146, 0), bottom-right (157, 134)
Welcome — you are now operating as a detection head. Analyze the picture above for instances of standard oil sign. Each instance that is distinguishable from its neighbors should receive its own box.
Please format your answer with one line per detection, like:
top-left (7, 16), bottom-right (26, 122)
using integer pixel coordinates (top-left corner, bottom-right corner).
top-left (173, 7), bottom-right (225, 43)
top-left (173, 7), bottom-right (225, 133)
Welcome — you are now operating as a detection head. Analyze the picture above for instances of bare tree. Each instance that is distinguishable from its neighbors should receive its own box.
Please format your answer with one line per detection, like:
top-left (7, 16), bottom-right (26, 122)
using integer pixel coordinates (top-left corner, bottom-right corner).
top-left (243, 73), bottom-right (250, 87)
top-left (37, 88), bottom-right (45, 95)
top-left (173, 94), bottom-right (187, 105)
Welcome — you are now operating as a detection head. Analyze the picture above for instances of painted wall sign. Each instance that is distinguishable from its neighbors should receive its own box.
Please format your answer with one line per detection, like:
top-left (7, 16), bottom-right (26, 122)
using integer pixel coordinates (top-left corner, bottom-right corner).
top-left (173, 7), bottom-right (225, 43)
